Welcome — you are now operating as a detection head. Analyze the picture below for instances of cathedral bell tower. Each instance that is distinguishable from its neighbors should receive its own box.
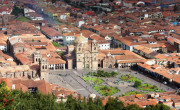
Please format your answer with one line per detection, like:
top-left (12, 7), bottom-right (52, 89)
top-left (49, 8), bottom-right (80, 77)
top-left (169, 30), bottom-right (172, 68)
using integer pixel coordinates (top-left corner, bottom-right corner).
top-left (40, 57), bottom-right (49, 82)
top-left (33, 51), bottom-right (41, 64)
top-left (91, 40), bottom-right (98, 70)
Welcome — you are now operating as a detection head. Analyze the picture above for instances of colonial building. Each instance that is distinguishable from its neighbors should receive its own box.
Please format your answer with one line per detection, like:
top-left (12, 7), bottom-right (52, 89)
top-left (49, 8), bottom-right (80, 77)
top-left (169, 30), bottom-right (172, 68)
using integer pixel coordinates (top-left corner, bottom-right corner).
top-left (63, 45), bottom-right (76, 69)
top-left (0, 65), bottom-right (38, 79)
top-left (99, 49), bottom-right (145, 69)
top-left (75, 34), bottom-right (98, 70)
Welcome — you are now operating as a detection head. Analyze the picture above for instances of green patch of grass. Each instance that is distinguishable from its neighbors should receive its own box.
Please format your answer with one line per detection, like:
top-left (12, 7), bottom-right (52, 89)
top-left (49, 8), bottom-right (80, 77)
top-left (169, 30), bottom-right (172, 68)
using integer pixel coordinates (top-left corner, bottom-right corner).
top-left (58, 51), bottom-right (65, 56)
top-left (137, 83), bottom-right (164, 92)
top-left (94, 86), bottom-right (119, 96)
top-left (82, 77), bottom-right (104, 85)
top-left (121, 91), bottom-right (147, 96)
top-left (16, 16), bottom-right (30, 22)
top-left (52, 42), bottom-right (64, 47)
top-left (120, 74), bottom-right (142, 83)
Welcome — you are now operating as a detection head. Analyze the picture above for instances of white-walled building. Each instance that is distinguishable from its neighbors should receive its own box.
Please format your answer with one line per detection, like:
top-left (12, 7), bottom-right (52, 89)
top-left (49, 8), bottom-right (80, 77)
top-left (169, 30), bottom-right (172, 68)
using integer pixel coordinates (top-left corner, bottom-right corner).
top-left (98, 42), bottom-right (110, 50)
top-left (63, 35), bottom-right (75, 46)
top-left (0, 44), bottom-right (7, 52)
top-left (24, 8), bottom-right (44, 21)
top-left (24, 8), bottom-right (35, 16)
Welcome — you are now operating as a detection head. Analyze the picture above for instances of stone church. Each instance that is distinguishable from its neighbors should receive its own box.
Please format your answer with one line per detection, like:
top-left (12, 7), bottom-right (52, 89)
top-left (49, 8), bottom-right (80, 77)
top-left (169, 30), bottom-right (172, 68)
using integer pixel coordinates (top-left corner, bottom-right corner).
top-left (75, 34), bottom-right (98, 70)
top-left (33, 51), bottom-right (49, 81)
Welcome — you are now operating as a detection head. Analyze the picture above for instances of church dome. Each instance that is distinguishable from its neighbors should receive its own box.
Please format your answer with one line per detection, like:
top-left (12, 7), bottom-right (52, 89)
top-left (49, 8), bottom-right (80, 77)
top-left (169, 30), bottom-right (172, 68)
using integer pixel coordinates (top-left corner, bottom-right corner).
top-left (74, 33), bottom-right (88, 44)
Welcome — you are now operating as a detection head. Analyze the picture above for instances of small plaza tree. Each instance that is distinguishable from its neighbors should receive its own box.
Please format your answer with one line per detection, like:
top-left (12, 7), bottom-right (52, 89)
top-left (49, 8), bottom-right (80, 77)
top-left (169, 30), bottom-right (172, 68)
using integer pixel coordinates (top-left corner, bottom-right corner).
top-left (134, 81), bottom-right (142, 88)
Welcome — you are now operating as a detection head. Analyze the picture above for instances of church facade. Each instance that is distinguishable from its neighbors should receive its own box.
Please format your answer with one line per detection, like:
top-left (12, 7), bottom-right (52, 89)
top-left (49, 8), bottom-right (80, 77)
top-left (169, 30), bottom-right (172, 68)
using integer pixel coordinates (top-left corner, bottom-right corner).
top-left (75, 35), bottom-right (98, 70)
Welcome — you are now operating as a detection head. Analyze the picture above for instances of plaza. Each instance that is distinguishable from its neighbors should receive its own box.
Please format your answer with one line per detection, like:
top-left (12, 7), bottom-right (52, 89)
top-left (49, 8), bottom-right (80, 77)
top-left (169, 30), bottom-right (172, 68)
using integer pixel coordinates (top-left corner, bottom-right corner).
top-left (49, 68), bottom-right (175, 97)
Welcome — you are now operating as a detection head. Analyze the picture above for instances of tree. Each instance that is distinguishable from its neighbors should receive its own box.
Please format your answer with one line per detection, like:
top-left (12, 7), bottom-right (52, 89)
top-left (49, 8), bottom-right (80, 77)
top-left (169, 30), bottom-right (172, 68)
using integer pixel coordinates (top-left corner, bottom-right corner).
top-left (0, 81), bottom-right (14, 110)
top-left (145, 104), bottom-right (170, 110)
top-left (173, 4), bottom-right (178, 12)
top-left (125, 104), bottom-right (142, 110)
top-left (11, 5), bottom-right (24, 16)
top-left (134, 81), bottom-right (142, 87)
top-left (145, 105), bottom-right (157, 110)
top-left (105, 98), bottom-right (124, 110)
top-left (155, 104), bottom-right (170, 110)
top-left (94, 97), bottom-right (104, 110)
top-left (111, 71), bottom-right (118, 77)
top-left (65, 95), bottom-right (77, 110)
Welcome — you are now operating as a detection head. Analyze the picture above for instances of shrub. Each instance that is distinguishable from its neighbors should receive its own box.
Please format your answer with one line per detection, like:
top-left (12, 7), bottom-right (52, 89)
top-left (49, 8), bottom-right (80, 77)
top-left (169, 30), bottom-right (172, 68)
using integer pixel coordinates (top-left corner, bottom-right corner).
top-left (134, 81), bottom-right (142, 87)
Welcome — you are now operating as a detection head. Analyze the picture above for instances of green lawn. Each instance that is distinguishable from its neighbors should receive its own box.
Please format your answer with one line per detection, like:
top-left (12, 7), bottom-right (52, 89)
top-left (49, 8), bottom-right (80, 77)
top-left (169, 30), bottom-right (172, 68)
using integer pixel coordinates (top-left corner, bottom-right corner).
top-left (58, 51), bottom-right (65, 56)
top-left (52, 42), bottom-right (64, 47)
top-left (82, 77), bottom-right (104, 85)
top-left (120, 74), bottom-right (142, 83)
top-left (94, 86), bottom-right (119, 96)
top-left (137, 83), bottom-right (164, 92)
top-left (121, 91), bottom-right (147, 96)
top-left (16, 16), bottom-right (30, 22)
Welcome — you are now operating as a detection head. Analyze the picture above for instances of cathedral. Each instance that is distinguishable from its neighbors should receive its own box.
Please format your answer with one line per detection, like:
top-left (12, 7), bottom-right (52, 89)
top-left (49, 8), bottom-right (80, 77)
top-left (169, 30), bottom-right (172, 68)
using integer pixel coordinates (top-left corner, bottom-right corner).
top-left (75, 34), bottom-right (98, 70)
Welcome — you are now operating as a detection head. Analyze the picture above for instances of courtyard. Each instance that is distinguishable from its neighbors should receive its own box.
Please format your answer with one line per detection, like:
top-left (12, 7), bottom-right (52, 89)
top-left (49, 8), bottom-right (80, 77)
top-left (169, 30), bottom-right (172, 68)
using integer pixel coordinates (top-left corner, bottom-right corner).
top-left (49, 68), bottom-right (175, 97)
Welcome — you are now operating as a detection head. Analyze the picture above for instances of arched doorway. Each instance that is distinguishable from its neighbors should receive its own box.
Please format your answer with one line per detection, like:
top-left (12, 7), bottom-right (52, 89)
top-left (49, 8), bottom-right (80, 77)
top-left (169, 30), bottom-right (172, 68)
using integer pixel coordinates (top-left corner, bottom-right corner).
top-left (86, 64), bottom-right (89, 69)
top-left (108, 64), bottom-right (112, 68)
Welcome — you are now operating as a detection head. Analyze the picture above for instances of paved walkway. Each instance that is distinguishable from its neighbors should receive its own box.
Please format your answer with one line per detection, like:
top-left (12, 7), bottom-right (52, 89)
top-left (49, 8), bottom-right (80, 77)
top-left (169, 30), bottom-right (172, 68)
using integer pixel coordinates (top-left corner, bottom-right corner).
top-left (49, 73), bottom-right (75, 91)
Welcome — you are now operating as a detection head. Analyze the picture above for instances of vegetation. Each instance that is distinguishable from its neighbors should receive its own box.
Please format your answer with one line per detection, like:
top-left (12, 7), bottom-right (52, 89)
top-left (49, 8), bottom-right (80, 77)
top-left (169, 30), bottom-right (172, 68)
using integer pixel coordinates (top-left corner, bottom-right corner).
top-left (145, 104), bottom-right (170, 110)
top-left (11, 5), bottom-right (24, 16)
top-left (121, 91), bottom-right (147, 96)
top-left (120, 75), bottom-right (163, 92)
top-left (16, 16), bottom-right (30, 22)
top-left (137, 83), bottom-right (163, 92)
top-left (0, 81), bottom-right (170, 110)
top-left (82, 77), bottom-right (104, 85)
top-left (105, 98), bottom-right (124, 110)
top-left (125, 104), bottom-right (142, 110)
top-left (88, 70), bottom-right (119, 77)
top-left (58, 51), bottom-right (65, 56)
top-left (94, 86), bottom-right (119, 96)
top-left (134, 81), bottom-right (142, 87)
top-left (0, 81), bottom-right (58, 110)
top-left (120, 74), bottom-right (142, 83)
top-left (52, 42), bottom-right (64, 47)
